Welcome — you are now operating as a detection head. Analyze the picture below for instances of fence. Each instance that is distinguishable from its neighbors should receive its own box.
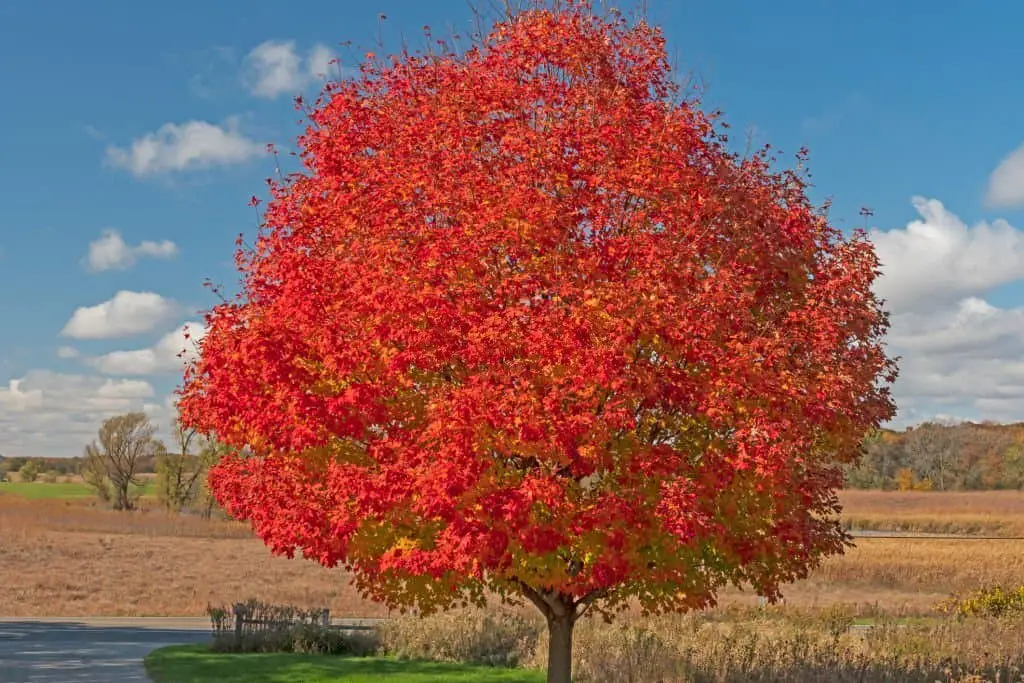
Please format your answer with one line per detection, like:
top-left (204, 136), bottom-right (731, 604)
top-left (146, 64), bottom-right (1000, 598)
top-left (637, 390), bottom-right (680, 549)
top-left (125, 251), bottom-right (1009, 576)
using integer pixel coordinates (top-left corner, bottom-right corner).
top-left (207, 600), bottom-right (381, 643)
top-left (230, 601), bottom-right (331, 640)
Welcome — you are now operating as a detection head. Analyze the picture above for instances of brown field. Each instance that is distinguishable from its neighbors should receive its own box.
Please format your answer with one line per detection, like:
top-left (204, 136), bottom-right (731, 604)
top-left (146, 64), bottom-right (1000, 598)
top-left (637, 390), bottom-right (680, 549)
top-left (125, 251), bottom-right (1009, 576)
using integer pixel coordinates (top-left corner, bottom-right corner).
top-left (838, 488), bottom-right (1024, 536)
top-left (2, 489), bottom-right (1024, 618)
top-left (0, 495), bottom-right (387, 618)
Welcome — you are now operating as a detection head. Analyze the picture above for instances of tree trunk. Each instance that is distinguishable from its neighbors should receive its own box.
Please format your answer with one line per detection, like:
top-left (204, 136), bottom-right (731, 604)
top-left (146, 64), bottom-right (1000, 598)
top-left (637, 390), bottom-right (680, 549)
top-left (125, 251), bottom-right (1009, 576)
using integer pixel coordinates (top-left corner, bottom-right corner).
top-left (546, 612), bottom-right (574, 683)
top-left (114, 483), bottom-right (132, 511)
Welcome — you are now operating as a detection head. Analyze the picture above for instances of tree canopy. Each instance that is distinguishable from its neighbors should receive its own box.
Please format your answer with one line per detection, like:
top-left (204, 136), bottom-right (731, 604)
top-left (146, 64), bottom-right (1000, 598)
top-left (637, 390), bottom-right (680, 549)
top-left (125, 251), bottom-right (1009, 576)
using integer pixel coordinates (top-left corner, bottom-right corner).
top-left (179, 3), bottom-right (897, 680)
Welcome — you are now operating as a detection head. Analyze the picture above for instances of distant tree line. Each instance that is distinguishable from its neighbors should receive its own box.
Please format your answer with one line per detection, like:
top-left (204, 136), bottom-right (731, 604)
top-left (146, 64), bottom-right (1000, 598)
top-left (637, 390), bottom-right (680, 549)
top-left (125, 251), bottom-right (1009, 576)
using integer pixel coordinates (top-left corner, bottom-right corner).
top-left (0, 454), bottom-right (92, 483)
top-left (846, 421), bottom-right (1024, 491)
top-left (8, 418), bottom-right (1024, 494)
top-left (0, 452), bottom-right (159, 478)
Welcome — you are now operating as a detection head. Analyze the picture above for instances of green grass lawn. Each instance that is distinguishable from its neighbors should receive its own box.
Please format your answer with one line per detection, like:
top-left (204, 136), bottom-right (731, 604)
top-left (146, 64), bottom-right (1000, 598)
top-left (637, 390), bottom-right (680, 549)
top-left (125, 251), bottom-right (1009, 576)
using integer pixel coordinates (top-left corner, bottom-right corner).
top-left (145, 645), bottom-right (545, 683)
top-left (0, 480), bottom-right (155, 500)
top-left (0, 481), bottom-right (95, 499)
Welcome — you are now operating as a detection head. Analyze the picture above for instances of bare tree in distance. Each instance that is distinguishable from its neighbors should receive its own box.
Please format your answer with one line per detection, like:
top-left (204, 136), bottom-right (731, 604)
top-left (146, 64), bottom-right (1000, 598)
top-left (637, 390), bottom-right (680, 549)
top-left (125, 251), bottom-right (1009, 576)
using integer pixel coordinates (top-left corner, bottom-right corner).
top-left (82, 412), bottom-right (165, 511)
top-left (81, 450), bottom-right (112, 506)
top-left (904, 421), bottom-right (961, 492)
top-left (195, 437), bottom-right (231, 519)
top-left (155, 417), bottom-right (205, 511)
top-left (152, 404), bottom-right (232, 517)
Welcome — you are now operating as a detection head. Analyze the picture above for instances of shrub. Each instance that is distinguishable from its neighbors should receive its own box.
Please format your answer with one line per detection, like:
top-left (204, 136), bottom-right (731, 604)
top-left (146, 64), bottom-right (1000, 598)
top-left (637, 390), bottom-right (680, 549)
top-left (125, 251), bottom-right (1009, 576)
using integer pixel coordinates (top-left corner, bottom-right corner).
top-left (379, 606), bottom-right (542, 668)
top-left (18, 460), bottom-right (40, 483)
top-left (556, 619), bottom-right (687, 683)
top-left (393, 605), bottom-right (1024, 682)
top-left (201, 600), bottom-right (1024, 681)
top-left (938, 585), bottom-right (1024, 618)
top-left (205, 599), bottom-right (379, 655)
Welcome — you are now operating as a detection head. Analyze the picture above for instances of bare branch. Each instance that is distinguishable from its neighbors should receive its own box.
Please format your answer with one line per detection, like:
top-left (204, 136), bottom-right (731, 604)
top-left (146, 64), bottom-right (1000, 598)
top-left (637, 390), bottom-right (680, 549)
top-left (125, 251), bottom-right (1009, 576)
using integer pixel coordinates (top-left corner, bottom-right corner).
top-left (81, 412), bottom-right (163, 511)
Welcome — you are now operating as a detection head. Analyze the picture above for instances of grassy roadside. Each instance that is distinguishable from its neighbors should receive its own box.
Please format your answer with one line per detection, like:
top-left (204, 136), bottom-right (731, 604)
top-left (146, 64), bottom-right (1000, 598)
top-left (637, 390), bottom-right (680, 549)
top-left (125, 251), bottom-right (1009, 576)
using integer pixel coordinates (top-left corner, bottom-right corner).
top-left (144, 644), bottom-right (545, 683)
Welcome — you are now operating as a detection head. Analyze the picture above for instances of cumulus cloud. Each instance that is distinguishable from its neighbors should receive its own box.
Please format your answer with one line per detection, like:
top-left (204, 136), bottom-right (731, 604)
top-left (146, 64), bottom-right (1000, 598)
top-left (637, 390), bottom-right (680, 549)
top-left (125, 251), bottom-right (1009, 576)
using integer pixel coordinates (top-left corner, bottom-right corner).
top-left (307, 44), bottom-right (335, 80)
top-left (17, 192), bottom-right (1024, 453)
top-left (870, 199), bottom-right (1024, 427)
top-left (886, 297), bottom-right (1024, 359)
top-left (870, 197), bottom-right (1024, 315)
top-left (84, 229), bottom-right (179, 272)
top-left (886, 299), bottom-right (1024, 401)
top-left (60, 291), bottom-right (178, 340)
top-left (104, 117), bottom-right (263, 177)
top-left (886, 349), bottom-right (1024, 427)
top-left (0, 371), bottom-right (167, 457)
top-left (986, 143), bottom-right (1024, 209)
top-left (0, 378), bottom-right (43, 411)
top-left (243, 40), bottom-right (336, 98)
top-left (90, 322), bottom-right (207, 376)
top-left (56, 346), bottom-right (80, 359)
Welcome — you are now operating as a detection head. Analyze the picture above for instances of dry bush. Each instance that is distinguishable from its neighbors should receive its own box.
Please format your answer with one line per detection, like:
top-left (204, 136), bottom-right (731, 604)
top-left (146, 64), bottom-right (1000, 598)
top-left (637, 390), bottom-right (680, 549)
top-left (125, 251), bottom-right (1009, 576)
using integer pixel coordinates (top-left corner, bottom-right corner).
top-left (938, 585), bottom-right (1024, 618)
top-left (379, 606), bottom-right (542, 667)
top-left (561, 618), bottom-right (688, 683)
top-left (370, 606), bottom-right (1024, 681)
top-left (206, 599), bottom-right (380, 655)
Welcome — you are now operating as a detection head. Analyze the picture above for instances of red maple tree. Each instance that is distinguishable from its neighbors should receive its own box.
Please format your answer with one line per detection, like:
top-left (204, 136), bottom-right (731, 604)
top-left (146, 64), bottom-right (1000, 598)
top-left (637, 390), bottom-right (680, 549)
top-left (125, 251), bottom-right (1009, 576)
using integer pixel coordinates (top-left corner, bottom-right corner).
top-left (178, 3), bottom-right (897, 681)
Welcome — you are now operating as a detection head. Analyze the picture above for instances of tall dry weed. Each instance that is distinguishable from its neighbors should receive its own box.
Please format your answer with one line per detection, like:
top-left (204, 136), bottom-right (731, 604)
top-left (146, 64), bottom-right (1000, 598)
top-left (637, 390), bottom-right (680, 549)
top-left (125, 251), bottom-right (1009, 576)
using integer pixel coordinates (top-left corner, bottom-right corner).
top-left (379, 606), bottom-right (542, 667)
top-left (392, 607), bottom-right (1024, 682)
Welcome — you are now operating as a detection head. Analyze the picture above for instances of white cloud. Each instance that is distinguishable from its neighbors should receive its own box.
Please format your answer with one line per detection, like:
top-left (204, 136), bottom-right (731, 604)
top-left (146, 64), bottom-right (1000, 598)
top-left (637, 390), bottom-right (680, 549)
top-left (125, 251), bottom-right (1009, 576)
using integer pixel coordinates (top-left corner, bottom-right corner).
top-left (986, 143), bottom-right (1024, 209)
top-left (870, 197), bottom-right (1024, 315)
top-left (0, 371), bottom-right (167, 457)
top-left (61, 291), bottom-right (178, 340)
top-left (0, 379), bottom-right (43, 411)
top-left (105, 117), bottom-right (263, 177)
top-left (243, 40), bottom-right (335, 98)
top-left (96, 378), bottom-right (154, 399)
top-left (870, 200), bottom-right (1024, 427)
top-left (90, 322), bottom-right (207, 376)
top-left (56, 346), bottom-right (80, 359)
top-left (307, 44), bottom-right (335, 80)
top-left (85, 228), bottom-right (179, 272)
top-left (883, 311), bottom-right (1024, 427)
top-left (887, 297), bottom-right (1024, 359)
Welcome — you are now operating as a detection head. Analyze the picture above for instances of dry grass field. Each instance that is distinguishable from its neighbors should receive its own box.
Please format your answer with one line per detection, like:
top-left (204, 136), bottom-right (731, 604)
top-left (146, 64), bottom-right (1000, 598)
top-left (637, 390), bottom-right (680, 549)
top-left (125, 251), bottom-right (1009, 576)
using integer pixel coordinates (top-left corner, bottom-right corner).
top-left (0, 495), bottom-right (387, 618)
top-left (839, 489), bottom-right (1024, 536)
top-left (2, 487), bottom-right (1024, 618)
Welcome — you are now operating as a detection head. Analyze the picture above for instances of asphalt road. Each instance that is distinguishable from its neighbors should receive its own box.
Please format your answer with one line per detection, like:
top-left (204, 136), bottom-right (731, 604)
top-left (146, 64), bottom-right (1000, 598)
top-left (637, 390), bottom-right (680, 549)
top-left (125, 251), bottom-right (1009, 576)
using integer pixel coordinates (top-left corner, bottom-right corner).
top-left (0, 618), bottom-right (211, 683)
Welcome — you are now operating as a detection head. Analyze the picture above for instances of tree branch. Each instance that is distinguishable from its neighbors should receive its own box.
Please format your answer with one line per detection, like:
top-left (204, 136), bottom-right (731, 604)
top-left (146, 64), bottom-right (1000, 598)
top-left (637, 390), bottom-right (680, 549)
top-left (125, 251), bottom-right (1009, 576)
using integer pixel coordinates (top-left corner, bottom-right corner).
top-left (510, 577), bottom-right (553, 621)
top-left (572, 588), bottom-right (610, 622)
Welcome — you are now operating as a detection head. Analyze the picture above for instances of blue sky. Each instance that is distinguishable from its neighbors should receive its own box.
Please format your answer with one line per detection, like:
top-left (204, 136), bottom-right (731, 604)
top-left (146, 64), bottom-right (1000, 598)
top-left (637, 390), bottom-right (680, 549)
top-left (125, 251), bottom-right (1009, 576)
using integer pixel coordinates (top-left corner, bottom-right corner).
top-left (2, 0), bottom-right (1024, 456)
